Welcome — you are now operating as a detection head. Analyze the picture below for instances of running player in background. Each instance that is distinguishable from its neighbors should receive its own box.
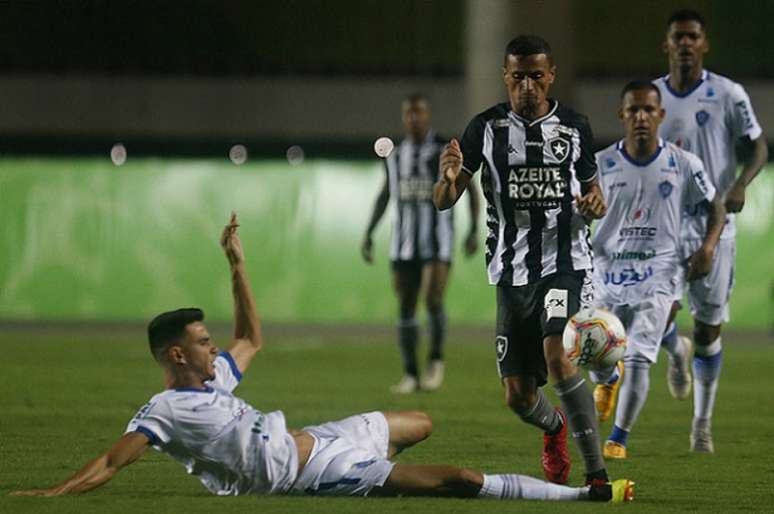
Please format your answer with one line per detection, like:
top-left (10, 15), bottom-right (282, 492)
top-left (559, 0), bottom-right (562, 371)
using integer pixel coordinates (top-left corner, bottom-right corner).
top-left (10, 213), bottom-right (632, 503)
top-left (654, 9), bottom-right (768, 452)
top-left (362, 94), bottom-right (480, 394)
top-left (434, 35), bottom-right (616, 489)
top-left (590, 81), bottom-right (725, 459)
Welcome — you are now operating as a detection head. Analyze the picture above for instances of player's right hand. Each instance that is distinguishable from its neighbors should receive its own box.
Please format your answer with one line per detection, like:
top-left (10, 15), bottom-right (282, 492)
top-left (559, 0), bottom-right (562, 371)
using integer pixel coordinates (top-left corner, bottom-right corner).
top-left (220, 212), bottom-right (245, 266)
top-left (361, 237), bottom-right (374, 264)
top-left (439, 138), bottom-right (463, 183)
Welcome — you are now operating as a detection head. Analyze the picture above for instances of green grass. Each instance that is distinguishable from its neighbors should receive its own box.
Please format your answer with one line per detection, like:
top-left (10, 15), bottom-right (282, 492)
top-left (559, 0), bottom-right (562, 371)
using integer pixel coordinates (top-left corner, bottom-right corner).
top-left (3, 328), bottom-right (773, 513)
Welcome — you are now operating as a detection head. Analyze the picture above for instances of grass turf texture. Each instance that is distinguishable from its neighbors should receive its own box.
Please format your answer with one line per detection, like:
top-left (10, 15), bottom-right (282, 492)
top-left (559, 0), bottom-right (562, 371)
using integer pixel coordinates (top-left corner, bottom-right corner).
top-left (3, 328), bottom-right (773, 513)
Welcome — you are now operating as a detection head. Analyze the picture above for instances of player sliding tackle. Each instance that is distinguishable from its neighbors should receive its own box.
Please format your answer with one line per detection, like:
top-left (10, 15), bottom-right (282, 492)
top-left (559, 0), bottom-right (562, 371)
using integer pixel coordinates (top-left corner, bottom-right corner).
top-left (10, 213), bottom-right (631, 502)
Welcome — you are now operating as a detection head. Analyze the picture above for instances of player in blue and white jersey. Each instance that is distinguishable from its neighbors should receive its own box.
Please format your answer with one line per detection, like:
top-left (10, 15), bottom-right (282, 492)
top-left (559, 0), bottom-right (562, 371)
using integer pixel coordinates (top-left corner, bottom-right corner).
top-left (362, 94), bottom-right (480, 394)
top-left (590, 81), bottom-right (725, 459)
top-left (654, 9), bottom-right (768, 452)
top-left (11, 213), bottom-right (632, 503)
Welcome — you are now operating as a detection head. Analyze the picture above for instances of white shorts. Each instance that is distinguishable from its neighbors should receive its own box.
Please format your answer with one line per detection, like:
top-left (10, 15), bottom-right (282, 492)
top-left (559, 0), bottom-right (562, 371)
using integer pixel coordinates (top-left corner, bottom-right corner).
top-left (292, 412), bottom-right (394, 496)
top-left (596, 291), bottom-right (673, 363)
top-left (674, 238), bottom-right (735, 325)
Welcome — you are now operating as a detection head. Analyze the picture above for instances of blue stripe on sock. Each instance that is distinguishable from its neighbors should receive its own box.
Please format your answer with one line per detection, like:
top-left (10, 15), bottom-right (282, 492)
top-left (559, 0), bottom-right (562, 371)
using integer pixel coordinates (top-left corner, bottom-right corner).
top-left (693, 351), bottom-right (722, 382)
top-left (609, 424), bottom-right (629, 446)
top-left (662, 322), bottom-right (677, 346)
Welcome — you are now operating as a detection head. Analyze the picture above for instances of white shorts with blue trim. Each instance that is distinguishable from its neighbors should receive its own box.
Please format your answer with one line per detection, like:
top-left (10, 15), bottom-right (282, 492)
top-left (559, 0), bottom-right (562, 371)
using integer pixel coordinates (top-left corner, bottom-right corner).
top-left (674, 238), bottom-right (735, 325)
top-left (596, 291), bottom-right (674, 364)
top-left (292, 411), bottom-right (394, 496)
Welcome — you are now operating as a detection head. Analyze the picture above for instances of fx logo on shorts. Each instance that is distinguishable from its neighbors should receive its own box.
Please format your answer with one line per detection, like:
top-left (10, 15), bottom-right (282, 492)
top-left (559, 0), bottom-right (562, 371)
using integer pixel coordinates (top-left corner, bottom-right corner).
top-left (545, 289), bottom-right (568, 320)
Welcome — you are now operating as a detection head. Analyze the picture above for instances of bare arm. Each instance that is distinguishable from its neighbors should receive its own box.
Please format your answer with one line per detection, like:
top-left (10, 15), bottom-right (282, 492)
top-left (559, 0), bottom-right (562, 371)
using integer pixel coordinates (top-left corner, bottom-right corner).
top-left (686, 194), bottom-right (726, 281)
top-left (433, 139), bottom-right (472, 210)
top-left (725, 134), bottom-right (769, 213)
top-left (9, 432), bottom-right (149, 496)
top-left (221, 212), bottom-right (263, 373)
top-left (463, 178), bottom-right (480, 257)
top-left (361, 175), bottom-right (390, 263)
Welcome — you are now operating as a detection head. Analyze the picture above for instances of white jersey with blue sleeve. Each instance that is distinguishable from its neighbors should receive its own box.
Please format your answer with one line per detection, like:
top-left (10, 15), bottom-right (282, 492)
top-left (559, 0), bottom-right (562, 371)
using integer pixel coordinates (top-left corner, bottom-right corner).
top-left (592, 140), bottom-right (715, 305)
top-left (125, 351), bottom-right (298, 496)
top-left (655, 70), bottom-right (762, 240)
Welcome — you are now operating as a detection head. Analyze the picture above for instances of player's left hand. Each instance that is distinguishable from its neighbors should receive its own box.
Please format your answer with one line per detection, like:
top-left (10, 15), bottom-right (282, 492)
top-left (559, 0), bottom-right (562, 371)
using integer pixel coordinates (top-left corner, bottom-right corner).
top-left (724, 182), bottom-right (746, 213)
top-left (686, 245), bottom-right (714, 281)
top-left (575, 190), bottom-right (607, 220)
top-left (220, 212), bottom-right (245, 266)
top-left (463, 231), bottom-right (478, 257)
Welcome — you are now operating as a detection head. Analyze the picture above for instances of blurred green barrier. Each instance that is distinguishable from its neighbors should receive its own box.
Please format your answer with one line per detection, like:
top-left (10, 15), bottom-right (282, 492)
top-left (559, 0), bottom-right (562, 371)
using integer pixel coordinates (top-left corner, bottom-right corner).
top-left (0, 158), bottom-right (771, 328)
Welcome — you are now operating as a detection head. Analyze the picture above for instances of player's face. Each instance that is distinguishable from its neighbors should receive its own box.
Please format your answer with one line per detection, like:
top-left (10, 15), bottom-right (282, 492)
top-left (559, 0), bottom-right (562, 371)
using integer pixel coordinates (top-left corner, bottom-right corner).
top-left (503, 53), bottom-right (555, 117)
top-left (619, 89), bottom-right (664, 143)
top-left (664, 20), bottom-right (708, 71)
top-left (401, 99), bottom-right (431, 140)
top-left (180, 321), bottom-right (220, 381)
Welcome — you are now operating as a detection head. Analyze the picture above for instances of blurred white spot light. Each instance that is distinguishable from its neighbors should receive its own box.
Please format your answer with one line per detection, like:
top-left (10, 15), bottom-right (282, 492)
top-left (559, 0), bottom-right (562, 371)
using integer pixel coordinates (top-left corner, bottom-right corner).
top-left (286, 145), bottom-right (305, 166)
top-left (229, 144), bottom-right (248, 165)
top-left (111, 143), bottom-right (127, 166)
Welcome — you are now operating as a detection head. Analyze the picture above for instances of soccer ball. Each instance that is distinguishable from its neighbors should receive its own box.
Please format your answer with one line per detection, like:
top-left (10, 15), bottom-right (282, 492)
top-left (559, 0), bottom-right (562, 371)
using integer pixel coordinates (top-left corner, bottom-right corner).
top-left (562, 307), bottom-right (626, 371)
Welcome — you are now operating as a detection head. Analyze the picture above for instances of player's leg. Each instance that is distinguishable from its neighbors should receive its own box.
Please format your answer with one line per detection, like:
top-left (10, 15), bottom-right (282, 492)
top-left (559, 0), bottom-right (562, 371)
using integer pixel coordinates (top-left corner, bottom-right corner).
top-left (420, 260), bottom-right (451, 390)
top-left (604, 295), bottom-right (670, 458)
top-left (661, 248), bottom-right (693, 399)
top-left (589, 303), bottom-right (627, 423)
top-left (390, 261), bottom-right (423, 393)
top-left (373, 463), bottom-right (629, 501)
top-left (382, 411), bottom-right (433, 457)
top-left (541, 272), bottom-right (608, 485)
top-left (687, 238), bottom-right (734, 452)
top-left (496, 285), bottom-right (569, 484)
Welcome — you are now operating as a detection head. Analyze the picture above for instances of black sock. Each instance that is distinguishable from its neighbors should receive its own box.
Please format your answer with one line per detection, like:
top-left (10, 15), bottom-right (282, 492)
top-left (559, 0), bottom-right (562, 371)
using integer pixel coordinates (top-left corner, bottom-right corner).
top-left (427, 308), bottom-right (447, 361)
top-left (398, 318), bottom-right (419, 376)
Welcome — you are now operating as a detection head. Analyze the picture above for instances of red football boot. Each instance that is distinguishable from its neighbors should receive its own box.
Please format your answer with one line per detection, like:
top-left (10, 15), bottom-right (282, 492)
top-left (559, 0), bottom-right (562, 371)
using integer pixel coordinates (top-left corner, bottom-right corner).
top-left (542, 408), bottom-right (571, 484)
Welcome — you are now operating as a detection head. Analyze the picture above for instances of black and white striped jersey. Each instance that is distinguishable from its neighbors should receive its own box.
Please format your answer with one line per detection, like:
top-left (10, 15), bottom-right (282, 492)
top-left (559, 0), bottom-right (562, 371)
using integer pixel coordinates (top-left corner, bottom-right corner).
top-left (386, 130), bottom-right (454, 263)
top-left (459, 100), bottom-right (597, 286)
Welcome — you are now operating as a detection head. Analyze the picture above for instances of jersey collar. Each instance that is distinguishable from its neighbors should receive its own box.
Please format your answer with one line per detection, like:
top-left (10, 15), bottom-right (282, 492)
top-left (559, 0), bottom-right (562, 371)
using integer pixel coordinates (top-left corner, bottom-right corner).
top-left (508, 99), bottom-right (558, 127)
top-left (662, 69), bottom-right (708, 98)
top-left (616, 138), bottom-right (664, 167)
top-left (174, 386), bottom-right (214, 393)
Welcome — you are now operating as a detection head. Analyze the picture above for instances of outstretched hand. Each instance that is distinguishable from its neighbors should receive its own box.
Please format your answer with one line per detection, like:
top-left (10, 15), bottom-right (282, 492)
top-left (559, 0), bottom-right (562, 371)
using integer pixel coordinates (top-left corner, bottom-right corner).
top-left (220, 212), bottom-right (245, 266)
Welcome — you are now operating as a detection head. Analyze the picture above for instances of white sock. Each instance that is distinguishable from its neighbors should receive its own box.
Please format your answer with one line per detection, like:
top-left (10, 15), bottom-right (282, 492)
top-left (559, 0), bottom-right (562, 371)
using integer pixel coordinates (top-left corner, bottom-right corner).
top-left (613, 355), bottom-right (652, 432)
top-left (693, 336), bottom-right (722, 421)
top-left (478, 474), bottom-right (587, 501)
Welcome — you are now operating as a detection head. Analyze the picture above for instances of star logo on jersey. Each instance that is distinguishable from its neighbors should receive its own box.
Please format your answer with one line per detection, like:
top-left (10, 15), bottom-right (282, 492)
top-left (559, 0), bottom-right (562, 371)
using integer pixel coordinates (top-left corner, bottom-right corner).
top-left (547, 137), bottom-right (571, 163)
top-left (668, 155), bottom-right (676, 168)
top-left (659, 181), bottom-right (674, 199)
top-left (695, 110), bottom-right (710, 126)
top-left (606, 158), bottom-right (616, 169)
top-left (627, 206), bottom-right (651, 224)
top-left (706, 87), bottom-right (715, 98)
top-left (495, 336), bottom-right (509, 362)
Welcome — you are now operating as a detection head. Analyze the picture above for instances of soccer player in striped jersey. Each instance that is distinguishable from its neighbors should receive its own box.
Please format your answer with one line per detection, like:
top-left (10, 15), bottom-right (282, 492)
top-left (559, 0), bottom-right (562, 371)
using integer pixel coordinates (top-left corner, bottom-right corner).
top-left (589, 81), bottom-right (725, 460)
top-left (654, 9), bottom-right (768, 452)
top-left (10, 213), bottom-right (632, 503)
top-left (434, 35), bottom-right (617, 489)
top-left (362, 94), bottom-right (480, 394)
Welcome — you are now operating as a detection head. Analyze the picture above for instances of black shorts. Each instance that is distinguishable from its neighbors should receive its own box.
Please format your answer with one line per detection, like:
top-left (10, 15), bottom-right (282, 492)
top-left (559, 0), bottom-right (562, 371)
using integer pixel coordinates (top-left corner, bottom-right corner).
top-left (390, 258), bottom-right (451, 273)
top-left (495, 271), bottom-right (590, 386)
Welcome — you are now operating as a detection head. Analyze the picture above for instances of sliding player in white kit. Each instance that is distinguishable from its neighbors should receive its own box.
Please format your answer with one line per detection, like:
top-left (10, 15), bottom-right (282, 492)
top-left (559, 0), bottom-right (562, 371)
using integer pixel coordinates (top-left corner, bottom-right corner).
top-left (10, 213), bottom-right (632, 502)
top-left (652, 9), bottom-right (768, 452)
top-left (589, 81), bottom-right (725, 459)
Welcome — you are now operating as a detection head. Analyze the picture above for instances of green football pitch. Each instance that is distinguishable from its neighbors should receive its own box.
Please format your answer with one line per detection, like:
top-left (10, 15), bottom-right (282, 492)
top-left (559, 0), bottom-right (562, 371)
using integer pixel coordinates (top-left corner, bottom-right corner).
top-left (3, 327), bottom-right (772, 513)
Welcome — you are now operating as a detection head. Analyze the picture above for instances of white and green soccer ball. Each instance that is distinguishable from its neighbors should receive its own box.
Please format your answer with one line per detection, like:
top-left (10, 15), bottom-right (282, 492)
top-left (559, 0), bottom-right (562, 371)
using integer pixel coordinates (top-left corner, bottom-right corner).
top-left (562, 307), bottom-right (627, 371)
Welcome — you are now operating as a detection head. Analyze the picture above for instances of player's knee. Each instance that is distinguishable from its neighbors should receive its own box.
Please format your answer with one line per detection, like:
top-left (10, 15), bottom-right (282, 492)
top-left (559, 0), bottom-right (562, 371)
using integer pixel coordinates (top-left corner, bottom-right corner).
top-left (412, 411), bottom-right (433, 440)
top-left (504, 383), bottom-right (536, 413)
top-left (694, 322), bottom-right (720, 346)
